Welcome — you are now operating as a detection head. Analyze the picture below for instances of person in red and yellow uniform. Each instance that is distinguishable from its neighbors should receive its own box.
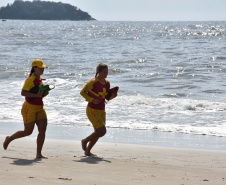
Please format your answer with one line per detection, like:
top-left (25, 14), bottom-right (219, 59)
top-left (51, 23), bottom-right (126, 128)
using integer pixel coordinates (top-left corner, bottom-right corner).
top-left (3, 59), bottom-right (49, 159)
top-left (80, 63), bottom-right (118, 156)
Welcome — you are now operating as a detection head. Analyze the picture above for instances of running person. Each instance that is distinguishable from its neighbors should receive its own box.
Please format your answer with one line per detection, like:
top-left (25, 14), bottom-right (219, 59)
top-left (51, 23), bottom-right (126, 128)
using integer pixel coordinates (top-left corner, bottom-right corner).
top-left (3, 59), bottom-right (49, 159)
top-left (80, 63), bottom-right (117, 156)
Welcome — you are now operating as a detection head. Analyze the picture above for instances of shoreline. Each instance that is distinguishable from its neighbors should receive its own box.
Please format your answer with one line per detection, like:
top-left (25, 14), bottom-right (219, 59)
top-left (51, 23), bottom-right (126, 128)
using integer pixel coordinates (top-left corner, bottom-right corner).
top-left (1, 134), bottom-right (226, 185)
top-left (1, 122), bottom-right (226, 151)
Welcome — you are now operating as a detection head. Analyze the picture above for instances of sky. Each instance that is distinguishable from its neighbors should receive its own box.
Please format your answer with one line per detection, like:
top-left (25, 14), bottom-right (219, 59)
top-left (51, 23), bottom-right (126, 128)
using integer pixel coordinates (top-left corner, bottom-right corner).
top-left (0, 0), bottom-right (226, 21)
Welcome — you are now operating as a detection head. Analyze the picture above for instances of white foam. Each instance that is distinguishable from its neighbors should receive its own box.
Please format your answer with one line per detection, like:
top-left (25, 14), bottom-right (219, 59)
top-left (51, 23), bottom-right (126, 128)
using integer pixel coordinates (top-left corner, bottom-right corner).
top-left (1, 79), bottom-right (226, 137)
top-left (105, 94), bottom-right (226, 136)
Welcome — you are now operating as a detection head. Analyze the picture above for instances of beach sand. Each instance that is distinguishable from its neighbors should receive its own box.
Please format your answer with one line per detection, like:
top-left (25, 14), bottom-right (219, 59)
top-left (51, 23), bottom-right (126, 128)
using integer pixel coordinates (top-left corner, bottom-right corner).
top-left (1, 134), bottom-right (226, 185)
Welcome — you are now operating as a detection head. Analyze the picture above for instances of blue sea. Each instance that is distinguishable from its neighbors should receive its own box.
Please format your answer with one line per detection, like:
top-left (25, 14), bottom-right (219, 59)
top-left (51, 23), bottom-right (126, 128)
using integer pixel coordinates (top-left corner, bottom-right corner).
top-left (1, 20), bottom-right (226, 150)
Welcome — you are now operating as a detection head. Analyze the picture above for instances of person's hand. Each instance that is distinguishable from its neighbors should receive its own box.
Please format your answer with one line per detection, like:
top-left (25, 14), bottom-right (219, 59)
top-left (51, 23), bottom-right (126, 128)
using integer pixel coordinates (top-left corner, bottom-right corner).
top-left (92, 99), bottom-right (100, 104)
top-left (43, 90), bottom-right (49, 97)
top-left (36, 89), bottom-right (43, 97)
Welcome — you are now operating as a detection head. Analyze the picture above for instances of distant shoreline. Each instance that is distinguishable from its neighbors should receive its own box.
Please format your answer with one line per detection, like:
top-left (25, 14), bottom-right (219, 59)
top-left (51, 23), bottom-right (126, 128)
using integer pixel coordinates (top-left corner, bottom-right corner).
top-left (2, 19), bottom-right (226, 22)
top-left (0, 1), bottom-right (95, 21)
top-left (0, 18), bottom-right (96, 21)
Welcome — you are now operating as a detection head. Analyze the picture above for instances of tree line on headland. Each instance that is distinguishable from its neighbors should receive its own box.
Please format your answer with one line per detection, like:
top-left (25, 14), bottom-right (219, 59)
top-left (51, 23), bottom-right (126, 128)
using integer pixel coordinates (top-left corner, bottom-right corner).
top-left (0, 0), bottom-right (95, 21)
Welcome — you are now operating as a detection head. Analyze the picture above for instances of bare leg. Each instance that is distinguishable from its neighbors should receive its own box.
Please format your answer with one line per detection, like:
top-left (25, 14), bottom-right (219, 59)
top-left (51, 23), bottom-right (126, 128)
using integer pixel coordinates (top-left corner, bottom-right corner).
top-left (36, 118), bottom-right (48, 159)
top-left (85, 137), bottom-right (99, 156)
top-left (3, 136), bottom-right (12, 150)
top-left (3, 122), bottom-right (35, 150)
top-left (82, 126), bottom-right (106, 156)
top-left (81, 132), bottom-right (99, 154)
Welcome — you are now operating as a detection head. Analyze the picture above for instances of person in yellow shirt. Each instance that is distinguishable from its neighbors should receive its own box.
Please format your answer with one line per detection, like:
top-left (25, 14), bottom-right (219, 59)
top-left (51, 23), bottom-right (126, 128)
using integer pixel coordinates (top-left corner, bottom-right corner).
top-left (3, 59), bottom-right (49, 159)
top-left (80, 63), bottom-right (118, 156)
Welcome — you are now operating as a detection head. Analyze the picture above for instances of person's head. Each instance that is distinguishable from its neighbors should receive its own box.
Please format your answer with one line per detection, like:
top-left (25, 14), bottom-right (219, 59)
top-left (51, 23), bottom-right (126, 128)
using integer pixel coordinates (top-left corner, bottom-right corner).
top-left (29, 59), bottom-right (47, 77)
top-left (95, 63), bottom-right (108, 79)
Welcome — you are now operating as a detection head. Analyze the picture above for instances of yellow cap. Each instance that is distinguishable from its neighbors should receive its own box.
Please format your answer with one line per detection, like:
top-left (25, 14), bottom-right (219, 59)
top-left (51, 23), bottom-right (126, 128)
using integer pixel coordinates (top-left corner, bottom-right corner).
top-left (32, 59), bottom-right (47, 68)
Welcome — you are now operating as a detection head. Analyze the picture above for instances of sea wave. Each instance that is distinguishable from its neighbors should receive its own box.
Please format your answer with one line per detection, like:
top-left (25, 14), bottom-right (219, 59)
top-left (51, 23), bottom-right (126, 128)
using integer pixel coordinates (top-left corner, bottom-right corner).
top-left (1, 20), bottom-right (226, 138)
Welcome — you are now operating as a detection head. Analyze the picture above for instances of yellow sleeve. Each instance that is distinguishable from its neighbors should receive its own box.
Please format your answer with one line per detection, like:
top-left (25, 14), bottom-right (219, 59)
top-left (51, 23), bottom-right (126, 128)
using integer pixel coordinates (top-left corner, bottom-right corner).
top-left (80, 80), bottom-right (94, 103)
top-left (22, 77), bottom-right (35, 91)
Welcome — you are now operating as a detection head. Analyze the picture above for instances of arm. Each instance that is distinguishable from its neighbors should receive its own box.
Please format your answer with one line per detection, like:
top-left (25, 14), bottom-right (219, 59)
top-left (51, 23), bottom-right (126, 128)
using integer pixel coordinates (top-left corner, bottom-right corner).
top-left (22, 77), bottom-right (45, 98)
top-left (21, 89), bottom-right (43, 98)
top-left (80, 83), bottom-right (94, 103)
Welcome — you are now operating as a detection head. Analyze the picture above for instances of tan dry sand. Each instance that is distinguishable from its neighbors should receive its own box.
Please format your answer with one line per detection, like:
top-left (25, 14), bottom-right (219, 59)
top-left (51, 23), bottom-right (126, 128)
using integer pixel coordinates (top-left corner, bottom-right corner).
top-left (1, 134), bottom-right (226, 185)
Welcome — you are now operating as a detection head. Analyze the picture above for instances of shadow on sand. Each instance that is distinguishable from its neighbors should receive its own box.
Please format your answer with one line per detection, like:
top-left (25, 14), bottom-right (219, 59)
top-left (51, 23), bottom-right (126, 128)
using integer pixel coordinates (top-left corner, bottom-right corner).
top-left (2, 156), bottom-right (42, 166)
top-left (74, 156), bottom-right (111, 164)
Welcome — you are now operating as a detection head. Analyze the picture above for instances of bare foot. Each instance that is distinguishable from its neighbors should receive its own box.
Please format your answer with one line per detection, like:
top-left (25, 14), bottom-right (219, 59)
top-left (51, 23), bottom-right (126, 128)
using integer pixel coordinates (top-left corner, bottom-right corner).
top-left (81, 139), bottom-right (87, 151)
top-left (85, 152), bottom-right (97, 156)
top-left (36, 155), bottom-right (48, 159)
top-left (3, 136), bottom-right (11, 150)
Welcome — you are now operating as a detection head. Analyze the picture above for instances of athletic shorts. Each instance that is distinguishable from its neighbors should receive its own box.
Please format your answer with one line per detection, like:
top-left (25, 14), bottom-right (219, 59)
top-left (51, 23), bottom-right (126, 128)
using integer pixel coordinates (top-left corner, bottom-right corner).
top-left (86, 106), bottom-right (106, 130)
top-left (21, 101), bottom-right (47, 124)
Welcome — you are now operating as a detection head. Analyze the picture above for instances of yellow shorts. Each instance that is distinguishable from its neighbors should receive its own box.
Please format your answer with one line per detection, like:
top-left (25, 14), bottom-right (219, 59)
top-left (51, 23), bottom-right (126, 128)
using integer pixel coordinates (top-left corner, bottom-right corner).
top-left (86, 106), bottom-right (106, 130)
top-left (21, 101), bottom-right (47, 124)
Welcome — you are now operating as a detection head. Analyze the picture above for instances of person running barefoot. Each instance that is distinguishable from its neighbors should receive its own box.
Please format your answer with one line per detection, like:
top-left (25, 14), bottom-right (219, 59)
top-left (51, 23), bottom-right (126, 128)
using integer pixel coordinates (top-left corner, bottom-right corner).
top-left (3, 59), bottom-right (49, 159)
top-left (80, 63), bottom-right (118, 156)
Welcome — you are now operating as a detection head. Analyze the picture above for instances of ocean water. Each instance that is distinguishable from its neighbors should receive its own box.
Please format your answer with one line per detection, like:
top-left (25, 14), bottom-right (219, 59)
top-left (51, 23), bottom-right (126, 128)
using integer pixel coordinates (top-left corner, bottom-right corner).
top-left (1, 20), bottom-right (226, 138)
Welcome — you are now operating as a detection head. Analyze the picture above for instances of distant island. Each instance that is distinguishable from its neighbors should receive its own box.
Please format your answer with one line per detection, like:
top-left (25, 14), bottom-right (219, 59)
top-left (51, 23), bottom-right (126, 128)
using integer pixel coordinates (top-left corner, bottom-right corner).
top-left (0, 0), bottom-right (95, 21)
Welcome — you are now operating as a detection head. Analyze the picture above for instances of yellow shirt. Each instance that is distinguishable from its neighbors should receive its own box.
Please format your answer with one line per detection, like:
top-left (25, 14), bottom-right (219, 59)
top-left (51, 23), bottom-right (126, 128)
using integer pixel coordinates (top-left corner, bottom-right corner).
top-left (80, 77), bottom-right (110, 110)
